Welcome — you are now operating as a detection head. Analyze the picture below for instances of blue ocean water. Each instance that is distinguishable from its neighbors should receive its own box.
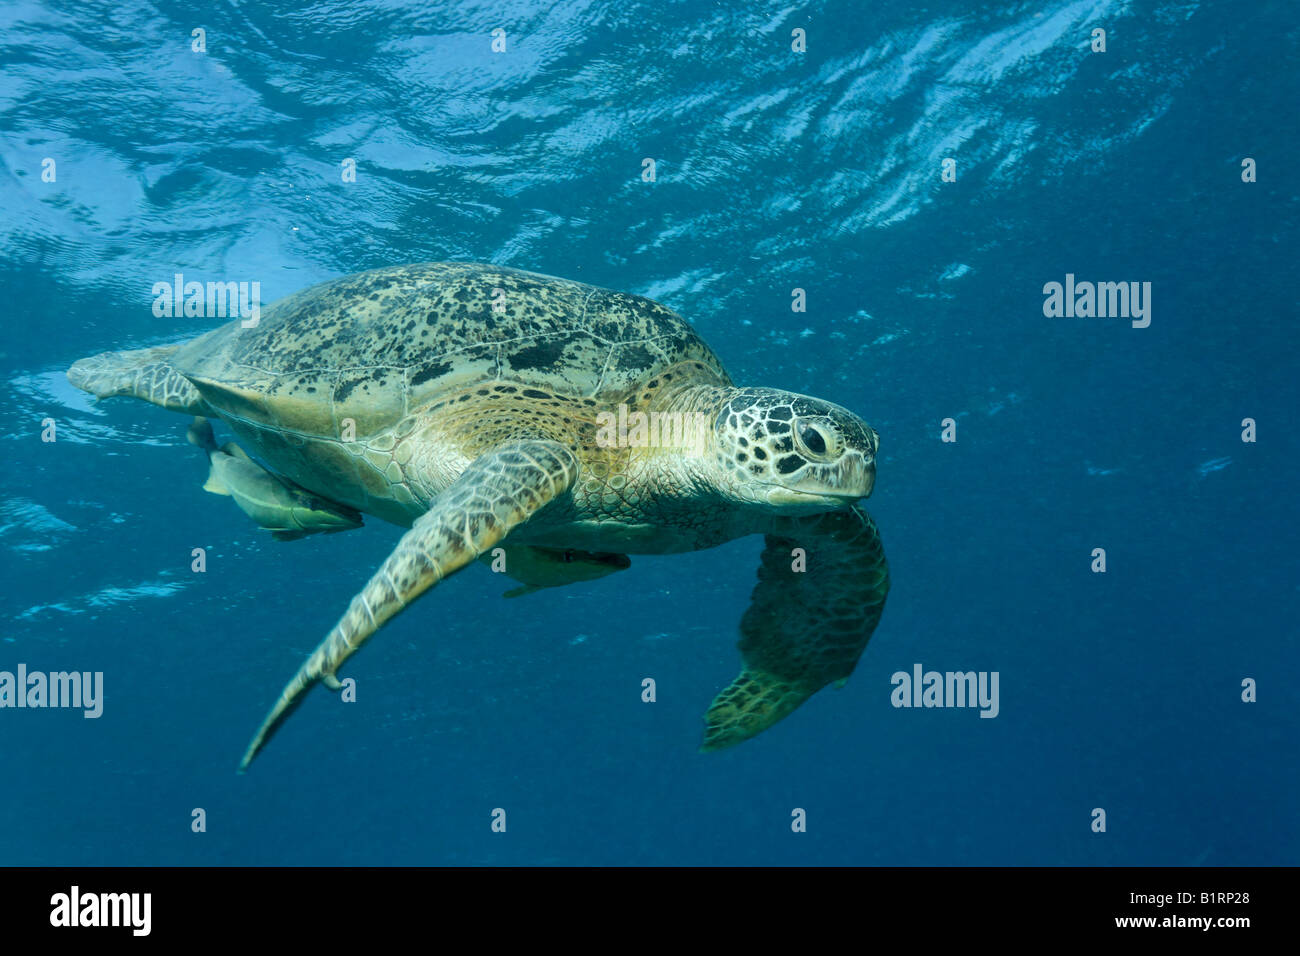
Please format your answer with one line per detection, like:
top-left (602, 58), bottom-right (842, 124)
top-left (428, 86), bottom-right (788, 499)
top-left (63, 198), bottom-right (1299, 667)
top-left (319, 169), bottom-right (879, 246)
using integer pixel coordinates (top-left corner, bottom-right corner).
top-left (1, 0), bottom-right (1296, 866)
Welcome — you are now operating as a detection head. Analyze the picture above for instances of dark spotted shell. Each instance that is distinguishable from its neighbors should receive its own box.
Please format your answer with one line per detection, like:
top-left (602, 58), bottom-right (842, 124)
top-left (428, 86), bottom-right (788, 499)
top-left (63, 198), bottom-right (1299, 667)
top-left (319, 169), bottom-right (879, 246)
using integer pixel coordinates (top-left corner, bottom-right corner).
top-left (171, 262), bottom-right (731, 437)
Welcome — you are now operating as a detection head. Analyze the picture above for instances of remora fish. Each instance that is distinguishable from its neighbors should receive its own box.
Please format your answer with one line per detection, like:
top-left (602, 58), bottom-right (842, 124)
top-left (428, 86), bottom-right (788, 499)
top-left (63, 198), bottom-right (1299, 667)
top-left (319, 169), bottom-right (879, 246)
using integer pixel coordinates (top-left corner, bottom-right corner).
top-left (186, 417), bottom-right (363, 541)
top-left (477, 545), bottom-right (631, 598)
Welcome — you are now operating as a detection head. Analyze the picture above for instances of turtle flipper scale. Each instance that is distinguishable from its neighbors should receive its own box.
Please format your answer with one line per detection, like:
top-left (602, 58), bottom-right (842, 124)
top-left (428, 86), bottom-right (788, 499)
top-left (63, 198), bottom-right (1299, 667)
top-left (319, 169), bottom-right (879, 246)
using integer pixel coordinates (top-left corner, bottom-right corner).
top-left (701, 504), bottom-right (889, 752)
top-left (238, 440), bottom-right (579, 771)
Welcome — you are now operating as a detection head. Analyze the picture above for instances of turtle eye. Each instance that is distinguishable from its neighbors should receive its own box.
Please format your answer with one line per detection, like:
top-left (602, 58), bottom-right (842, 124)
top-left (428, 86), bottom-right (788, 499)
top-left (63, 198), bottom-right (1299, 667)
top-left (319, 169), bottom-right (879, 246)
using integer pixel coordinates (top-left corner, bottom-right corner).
top-left (794, 418), bottom-right (839, 459)
top-left (796, 421), bottom-right (827, 456)
top-left (563, 549), bottom-right (576, 563)
top-left (798, 423), bottom-right (826, 454)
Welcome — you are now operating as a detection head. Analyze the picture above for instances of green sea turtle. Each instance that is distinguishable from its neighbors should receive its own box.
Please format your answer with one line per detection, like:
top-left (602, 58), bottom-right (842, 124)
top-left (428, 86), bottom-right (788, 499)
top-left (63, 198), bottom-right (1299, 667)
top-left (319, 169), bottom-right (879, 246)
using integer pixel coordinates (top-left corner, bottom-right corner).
top-left (66, 262), bottom-right (889, 770)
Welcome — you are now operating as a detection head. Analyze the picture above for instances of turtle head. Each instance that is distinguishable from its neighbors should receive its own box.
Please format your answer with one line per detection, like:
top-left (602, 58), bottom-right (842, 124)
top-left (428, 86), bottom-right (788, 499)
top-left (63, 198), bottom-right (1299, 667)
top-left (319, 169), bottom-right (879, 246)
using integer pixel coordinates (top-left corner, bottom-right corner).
top-left (711, 389), bottom-right (878, 511)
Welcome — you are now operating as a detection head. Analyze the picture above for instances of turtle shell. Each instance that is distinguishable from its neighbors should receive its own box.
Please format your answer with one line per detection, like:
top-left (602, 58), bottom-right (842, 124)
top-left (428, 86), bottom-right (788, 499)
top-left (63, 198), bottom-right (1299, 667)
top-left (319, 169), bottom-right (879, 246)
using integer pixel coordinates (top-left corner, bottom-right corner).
top-left (173, 262), bottom-right (732, 439)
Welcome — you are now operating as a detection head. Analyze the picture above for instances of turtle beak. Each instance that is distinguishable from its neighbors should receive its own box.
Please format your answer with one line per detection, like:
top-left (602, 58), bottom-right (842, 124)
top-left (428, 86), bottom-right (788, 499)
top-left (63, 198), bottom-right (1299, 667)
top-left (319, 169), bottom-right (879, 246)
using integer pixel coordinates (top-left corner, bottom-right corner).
top-left (823, 444), bottom-right (875, 501)
top-left (834, 450), bottom-right (874, 500)
top-left (859, 454), bottom-right (876, 498)
top-left (856, 427), bottom-right (878, 498)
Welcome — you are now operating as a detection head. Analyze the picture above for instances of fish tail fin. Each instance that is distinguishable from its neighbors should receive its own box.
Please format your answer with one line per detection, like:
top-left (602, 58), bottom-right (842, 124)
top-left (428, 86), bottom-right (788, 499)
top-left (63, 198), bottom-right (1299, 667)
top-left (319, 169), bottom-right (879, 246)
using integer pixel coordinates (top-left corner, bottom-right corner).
top-left (190, 419), bottom-right (230, 495)
top-left (202, 467), bottom-right (231, 495)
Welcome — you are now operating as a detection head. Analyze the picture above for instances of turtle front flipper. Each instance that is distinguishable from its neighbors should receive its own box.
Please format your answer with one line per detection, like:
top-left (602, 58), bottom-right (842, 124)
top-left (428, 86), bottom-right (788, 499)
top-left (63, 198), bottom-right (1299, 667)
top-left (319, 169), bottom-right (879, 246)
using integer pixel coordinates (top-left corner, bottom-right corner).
top-left (701, 504), bottom-right (889, 752)
top-left (238, 440), bottom-right (580, 771)
top-left (67, 343), bottom-right (210, 413)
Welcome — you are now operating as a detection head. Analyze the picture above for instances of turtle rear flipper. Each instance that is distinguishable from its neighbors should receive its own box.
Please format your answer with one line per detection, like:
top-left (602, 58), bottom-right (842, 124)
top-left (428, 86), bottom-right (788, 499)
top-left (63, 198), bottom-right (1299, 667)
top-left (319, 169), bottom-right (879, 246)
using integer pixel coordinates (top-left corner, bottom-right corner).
top-left (68, 343), bottom-right (209, 413)
top-left (238, 439), bottom-right (580, 771)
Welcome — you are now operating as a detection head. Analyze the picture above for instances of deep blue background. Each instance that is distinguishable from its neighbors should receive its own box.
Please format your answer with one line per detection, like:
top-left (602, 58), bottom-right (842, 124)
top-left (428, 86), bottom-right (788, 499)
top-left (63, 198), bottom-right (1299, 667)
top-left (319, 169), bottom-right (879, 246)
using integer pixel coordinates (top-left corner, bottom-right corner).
top-left (1, 0), bottom-right (1296, 864)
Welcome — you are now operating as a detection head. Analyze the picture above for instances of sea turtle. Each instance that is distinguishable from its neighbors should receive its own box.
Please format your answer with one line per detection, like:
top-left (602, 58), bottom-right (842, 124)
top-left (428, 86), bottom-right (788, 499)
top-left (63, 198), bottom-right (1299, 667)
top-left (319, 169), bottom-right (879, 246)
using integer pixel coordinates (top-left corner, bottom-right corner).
top-left (67, 262), bottom-right (889, 770)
